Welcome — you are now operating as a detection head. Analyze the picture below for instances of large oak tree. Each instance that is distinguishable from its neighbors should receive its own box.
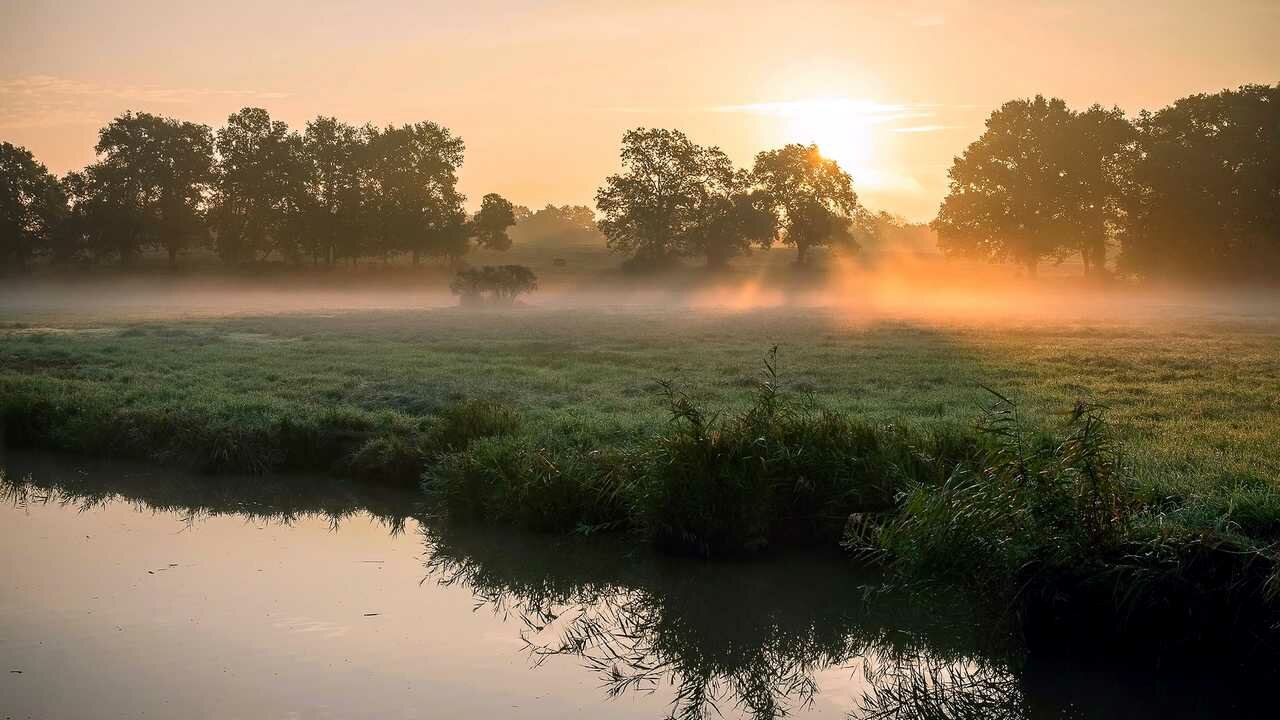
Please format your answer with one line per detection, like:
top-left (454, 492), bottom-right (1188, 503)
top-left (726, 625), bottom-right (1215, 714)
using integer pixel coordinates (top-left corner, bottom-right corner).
top-left (933, 96), bottom-right (1134, 275)
top-left (752, 144), bottom-right (862, 265)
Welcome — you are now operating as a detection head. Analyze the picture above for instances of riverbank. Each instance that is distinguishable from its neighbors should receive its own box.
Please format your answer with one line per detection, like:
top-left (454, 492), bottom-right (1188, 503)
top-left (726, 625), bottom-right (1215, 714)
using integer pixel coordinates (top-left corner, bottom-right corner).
top-left (3, 305), bottom-right (1280, 664)
top-left (3, 449), bottom-right (1274, 719)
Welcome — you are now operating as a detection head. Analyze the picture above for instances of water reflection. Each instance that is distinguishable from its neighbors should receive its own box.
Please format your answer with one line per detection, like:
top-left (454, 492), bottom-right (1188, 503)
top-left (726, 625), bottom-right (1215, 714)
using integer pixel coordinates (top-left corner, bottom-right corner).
top-left (1, 451), bottom-right (1270, 719)
top-left (1, 449), bottom-right (418, 534)
top-left (420, 520), bottom-right (1024, 720)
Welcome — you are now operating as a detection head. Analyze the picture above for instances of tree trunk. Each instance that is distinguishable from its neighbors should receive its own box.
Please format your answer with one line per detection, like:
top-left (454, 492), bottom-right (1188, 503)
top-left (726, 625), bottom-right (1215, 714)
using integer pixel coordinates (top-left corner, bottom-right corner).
top-left (412, 249), bottom-right (419, 266)
top-left (168, 245), bottom-right (178, 267)
top-left (796, 243), bottom-right (809, 265)
top-left (706, 248), bottom-right (730, 272)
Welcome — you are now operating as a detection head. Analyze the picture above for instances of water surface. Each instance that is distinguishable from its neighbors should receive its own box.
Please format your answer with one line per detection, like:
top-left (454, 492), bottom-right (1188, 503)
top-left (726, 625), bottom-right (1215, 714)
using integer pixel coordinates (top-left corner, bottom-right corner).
top-left (0, 450), bottom-right (1266, 719)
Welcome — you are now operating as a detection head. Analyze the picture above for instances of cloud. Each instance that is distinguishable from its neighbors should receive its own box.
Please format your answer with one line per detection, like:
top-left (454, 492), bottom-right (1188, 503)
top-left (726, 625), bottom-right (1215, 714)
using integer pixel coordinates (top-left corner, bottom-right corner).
top-left (0, 75), bottom-right (288, 128)
top-left (711, 98), bottom-right (933, 126)
top-left (890, 124), bottom-right (962, 133)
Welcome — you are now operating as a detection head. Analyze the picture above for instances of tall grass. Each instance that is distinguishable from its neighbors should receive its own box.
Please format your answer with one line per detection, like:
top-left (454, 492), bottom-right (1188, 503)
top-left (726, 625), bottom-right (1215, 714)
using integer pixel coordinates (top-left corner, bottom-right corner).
top-left (426, 347), bottom-right (980, 556)
top-left (853, 391), bottom-right (1280, 658)
top-left (0, 377), bottom-right (517, 483)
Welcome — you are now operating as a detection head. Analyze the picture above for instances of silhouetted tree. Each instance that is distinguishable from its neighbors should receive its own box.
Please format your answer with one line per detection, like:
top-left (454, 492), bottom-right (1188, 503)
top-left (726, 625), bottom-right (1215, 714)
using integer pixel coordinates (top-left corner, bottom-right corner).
top-left (596, 128), bottom-right (716, 268)
top-left (470, 193), bottom-right (517, 251)
top-left (1119, 84), bottom-right (1280, 280)
top-left (1063, 105), bottom-right (1136, 275)
top-left (933, 96), bottom-right (1134, 275)
top-left (60, 162), bottom-right (148, 264)
top-left (752, 144), bottom-right (861, 264)
top-left (510, 204), bottom-right (602, 247)
top-left (89, 112), bottom-right (215, 266)
top-left (684, 171), bottom-right (777, 270)
top-left (209, 108), bottom-right (304, 264)
top-left (362, 122), bottom-right (466, 265)
top-left (0, 142), bottom-right (66, 270)
top-left (301, 116), bottom-right (368, 266)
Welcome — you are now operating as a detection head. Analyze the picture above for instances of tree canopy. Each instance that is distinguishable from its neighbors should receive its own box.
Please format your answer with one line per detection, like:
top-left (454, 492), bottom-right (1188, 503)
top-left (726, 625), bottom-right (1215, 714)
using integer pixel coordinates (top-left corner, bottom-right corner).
top-left (1119, 84), bottom-right (1280, 279)
top-left (595, 128), bottom-right (725, 268)
top-left (5, 84), bottom-right (1277, 283)
top-left (752, 143), bottom-right (866, 264)
top-left (209, 108), bottom-right (305, 264)
top-left (0, 142), bottom-right (66, 269)
top-left (932, 96), bottom-right (1134, 275)
top-left (470, 193), bottom-right (517, 252)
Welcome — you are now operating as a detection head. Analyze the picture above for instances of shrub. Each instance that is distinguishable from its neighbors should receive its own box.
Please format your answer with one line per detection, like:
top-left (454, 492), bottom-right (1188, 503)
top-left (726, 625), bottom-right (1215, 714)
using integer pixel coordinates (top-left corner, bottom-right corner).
top-left (450, 265), bottom-right (538, 305)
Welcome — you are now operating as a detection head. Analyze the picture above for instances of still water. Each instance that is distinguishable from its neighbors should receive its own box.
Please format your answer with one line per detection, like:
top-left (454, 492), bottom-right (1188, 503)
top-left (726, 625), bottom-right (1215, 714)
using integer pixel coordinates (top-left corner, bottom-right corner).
top-left (0, 450), bottom-right (1267, 719)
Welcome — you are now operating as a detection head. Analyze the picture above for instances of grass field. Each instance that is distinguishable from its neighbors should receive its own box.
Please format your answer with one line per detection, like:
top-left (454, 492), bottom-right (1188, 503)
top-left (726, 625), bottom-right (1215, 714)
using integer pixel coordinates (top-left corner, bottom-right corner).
top-left (4, 283), bottom-right (1280, 654)
top-left (3, 302), bottom-right (1277, 490)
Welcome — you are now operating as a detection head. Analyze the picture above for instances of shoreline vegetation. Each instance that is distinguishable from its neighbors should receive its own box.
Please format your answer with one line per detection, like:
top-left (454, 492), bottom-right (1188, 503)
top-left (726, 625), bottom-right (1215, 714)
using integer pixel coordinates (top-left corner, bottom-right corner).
top-left (4, 320), bottom-right (1279, 667)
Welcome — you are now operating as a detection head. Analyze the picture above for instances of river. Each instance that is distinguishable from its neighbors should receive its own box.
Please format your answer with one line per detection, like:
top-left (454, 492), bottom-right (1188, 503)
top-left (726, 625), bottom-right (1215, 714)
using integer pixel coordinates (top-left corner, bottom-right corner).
top-left (0, 449), bottom-right (1266, 719)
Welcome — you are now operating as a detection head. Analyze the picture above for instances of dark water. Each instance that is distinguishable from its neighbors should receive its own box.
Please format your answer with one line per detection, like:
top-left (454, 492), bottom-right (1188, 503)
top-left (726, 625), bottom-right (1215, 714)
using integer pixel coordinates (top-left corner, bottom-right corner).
top-left (0, 450), bottom-right (1267, 719)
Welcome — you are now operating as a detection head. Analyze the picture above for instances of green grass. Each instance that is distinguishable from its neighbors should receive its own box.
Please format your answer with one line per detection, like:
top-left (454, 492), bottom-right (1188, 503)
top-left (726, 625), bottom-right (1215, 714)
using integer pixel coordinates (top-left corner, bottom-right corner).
top-left (3, 301), bottom-right (1280, 655)
top-left (2, 305), bottom-right (1276, 489)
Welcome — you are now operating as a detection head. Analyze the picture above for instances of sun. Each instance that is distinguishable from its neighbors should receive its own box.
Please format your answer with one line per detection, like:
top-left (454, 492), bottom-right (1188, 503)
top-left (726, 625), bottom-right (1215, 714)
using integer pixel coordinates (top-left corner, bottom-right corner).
top-left (782, 99), bottom-right (875, 177)
top-left (756, 97), bottom-right (904, 187)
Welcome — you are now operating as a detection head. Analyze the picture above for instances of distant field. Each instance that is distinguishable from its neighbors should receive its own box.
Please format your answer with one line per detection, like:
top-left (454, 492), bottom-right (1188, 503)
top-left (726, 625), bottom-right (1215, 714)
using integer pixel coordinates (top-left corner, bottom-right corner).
top-left (3, 300), bottom-right (1277, 499)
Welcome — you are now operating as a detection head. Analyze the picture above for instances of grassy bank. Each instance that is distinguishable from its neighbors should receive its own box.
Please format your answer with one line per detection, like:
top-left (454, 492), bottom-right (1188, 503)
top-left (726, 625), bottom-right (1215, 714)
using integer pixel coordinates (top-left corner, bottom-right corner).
top-left (3, 305), bottom-right (1279, 655)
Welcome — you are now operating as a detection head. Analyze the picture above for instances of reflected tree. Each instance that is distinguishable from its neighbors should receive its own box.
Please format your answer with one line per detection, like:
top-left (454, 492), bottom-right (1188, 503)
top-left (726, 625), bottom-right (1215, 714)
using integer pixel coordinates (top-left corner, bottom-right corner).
top-left (421, 521), bottom-right (1023, 720)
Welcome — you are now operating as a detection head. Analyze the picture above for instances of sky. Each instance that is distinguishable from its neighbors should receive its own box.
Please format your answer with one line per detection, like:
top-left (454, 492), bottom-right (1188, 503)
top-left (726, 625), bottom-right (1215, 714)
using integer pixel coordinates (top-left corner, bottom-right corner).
top-left (2, 0), bottom-right (1277, 221)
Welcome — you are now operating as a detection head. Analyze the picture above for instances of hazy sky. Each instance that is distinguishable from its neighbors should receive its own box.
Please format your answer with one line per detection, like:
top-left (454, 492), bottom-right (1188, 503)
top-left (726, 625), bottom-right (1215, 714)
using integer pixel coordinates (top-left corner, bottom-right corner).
top-left (2, 0), bottom-right (1277, 220)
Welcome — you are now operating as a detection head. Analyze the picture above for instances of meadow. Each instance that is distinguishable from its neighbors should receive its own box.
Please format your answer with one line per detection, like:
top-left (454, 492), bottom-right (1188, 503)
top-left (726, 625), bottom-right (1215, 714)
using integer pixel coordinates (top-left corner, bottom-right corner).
top-left (4, 279), bottom-right (1280, 657)
top-left (3, 297), bottom-right (1276, 490)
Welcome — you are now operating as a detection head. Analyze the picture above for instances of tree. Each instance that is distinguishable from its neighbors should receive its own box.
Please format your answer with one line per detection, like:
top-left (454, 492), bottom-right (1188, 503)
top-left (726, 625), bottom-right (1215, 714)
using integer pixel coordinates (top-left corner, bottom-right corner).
top-left (868, 212), bottom-right (937, 253)
top-left (683, 169), bottom-right (776, 270)
top-left (1119, 84), bottom-right (1280, 279)
top-left (932, 96), bottom-right (1134, 276)
top-left (301, 116), bottom-right (368, 266)
top-left (210, 108), bottom-right (305, 264)
top-left (0, 142), bottom-right (66, 270)
top-left (470, 193), bottom-right (517, 251)
top-left (90, 112), bottom-right (215, 266)
top-left (595, 128), bottom-right (716, 268)
top-left (61, 167), bottom-right (132, 263)
top-left (752, 144), bottom-right (861, 264)
top-left (362, 122), bottom-right (466, 265)
top-left (1062, 105), bottom-right (1136, 275)
top-left (450, 264), bottom-right (538, 305)
top-left (509, 204), bottom-right (602, 247)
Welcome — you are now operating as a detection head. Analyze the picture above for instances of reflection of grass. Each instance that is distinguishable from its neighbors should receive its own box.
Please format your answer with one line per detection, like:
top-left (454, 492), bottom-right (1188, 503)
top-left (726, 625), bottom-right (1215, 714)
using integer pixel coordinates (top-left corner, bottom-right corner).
top-left (0, 451), bottom-right (419, 533)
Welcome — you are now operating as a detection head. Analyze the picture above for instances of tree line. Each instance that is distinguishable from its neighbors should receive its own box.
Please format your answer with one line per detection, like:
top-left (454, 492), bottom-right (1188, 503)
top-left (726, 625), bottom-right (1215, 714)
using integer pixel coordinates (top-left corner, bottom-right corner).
top-left (934, 84), bottom-right (1280, 279)
top-left (4, 83), bottom-right (1277, 280)
top-left (594, 128), bottom-right (875, 269)
top-left (1, 108), bottom-right (516, 269)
